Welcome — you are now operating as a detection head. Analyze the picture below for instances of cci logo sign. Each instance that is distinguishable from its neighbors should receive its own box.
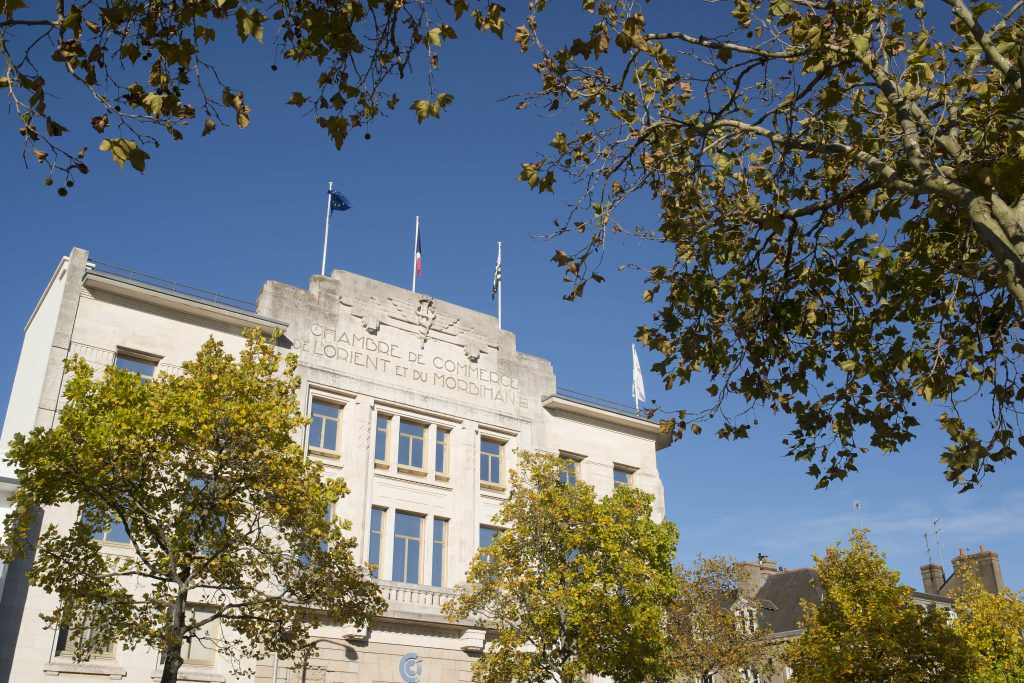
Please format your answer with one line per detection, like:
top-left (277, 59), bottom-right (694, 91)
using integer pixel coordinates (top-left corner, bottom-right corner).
top-left (399, 652), bottom-right (422, 683)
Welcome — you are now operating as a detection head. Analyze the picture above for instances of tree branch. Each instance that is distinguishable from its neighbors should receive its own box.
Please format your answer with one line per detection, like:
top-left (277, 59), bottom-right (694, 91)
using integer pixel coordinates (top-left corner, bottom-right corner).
top-left (942, 0), bottom-right (1022, 91)
top-left (646, 32), bottom-right (806, 59)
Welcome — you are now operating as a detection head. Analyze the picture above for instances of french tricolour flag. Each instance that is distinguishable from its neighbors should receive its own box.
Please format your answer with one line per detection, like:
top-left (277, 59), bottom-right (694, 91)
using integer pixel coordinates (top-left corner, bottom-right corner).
top-left (415, 231), bottom-right (423, 276)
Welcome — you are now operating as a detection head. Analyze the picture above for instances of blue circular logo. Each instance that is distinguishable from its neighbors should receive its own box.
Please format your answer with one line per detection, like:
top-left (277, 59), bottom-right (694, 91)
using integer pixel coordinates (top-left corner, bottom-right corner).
top-left (399, 652), bottom-right (422, 683)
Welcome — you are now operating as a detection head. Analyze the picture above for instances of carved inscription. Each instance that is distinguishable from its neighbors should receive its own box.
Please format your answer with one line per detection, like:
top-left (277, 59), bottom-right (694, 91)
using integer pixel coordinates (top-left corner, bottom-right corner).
top-left (295, 323), bottom-right (527, 408)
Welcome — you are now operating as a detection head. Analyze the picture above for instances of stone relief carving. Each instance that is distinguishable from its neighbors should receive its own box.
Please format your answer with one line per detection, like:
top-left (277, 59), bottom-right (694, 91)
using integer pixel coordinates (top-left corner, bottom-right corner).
top-left (464, 342), bottom-right (483, 362)
top-left (340, 293), bottom-right (492, 352)
top-left (388, 296), bottom-right (461, 348)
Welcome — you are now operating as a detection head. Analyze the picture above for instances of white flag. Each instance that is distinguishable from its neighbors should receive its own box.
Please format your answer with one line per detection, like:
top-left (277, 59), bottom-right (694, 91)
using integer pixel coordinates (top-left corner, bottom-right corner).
top-left (631, 344), bottom-right (646, 403)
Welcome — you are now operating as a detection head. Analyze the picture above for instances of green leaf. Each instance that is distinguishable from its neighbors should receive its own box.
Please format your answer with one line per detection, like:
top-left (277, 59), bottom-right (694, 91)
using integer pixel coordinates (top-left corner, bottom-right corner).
top-left (98, 138), bottom-right (149, 172)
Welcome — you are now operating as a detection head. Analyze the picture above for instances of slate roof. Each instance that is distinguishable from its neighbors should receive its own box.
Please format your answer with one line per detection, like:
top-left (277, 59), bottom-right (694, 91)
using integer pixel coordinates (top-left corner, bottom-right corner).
top-left (754, 568), bottom-right (823, 633)
top-left (753, 568), bottom-right (953, 635)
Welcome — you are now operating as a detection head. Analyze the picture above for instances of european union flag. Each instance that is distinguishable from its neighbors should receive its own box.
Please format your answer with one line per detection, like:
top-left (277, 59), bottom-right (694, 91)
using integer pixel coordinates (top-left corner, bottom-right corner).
top-left (329, 190), bottom-right (351, 213)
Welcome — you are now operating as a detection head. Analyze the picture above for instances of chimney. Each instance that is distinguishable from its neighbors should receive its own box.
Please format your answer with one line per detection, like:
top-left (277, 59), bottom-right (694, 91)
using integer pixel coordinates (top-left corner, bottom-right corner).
top-left (952, 547), bottom-right (1005, 595)
top-left (737, 554), bottom-right (780, 597)
top-left (920, 563), bottom-right (946, 594)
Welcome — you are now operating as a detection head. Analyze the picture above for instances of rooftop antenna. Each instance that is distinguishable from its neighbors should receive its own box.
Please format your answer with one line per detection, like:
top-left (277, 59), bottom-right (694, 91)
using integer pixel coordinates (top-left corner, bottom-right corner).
top-left (854, 500), bottom-right (864, 528)
top-left (924, 532), bottom-right (934, 565)
top-left (933, 519), bottom-right (945, 568)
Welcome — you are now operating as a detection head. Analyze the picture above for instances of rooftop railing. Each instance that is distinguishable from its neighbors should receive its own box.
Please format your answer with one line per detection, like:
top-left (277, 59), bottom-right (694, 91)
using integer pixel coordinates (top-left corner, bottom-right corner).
top-left (88, 259), bottom-right (258, 313)
top-left (551, 387), bottom-right (646, 419)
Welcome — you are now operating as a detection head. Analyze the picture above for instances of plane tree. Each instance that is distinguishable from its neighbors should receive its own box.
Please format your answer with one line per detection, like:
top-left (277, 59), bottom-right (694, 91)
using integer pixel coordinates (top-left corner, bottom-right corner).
top-left (2, 331), bottom-right (386, 683)
top-left (517, 0), bottom-right (1024, 490)
top-left (0, 0), bottom-right (507, 189)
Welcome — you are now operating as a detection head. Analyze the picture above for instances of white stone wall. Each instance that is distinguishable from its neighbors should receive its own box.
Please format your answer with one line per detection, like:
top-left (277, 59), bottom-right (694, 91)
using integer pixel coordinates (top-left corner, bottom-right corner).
top-left (0, 255), bottom-right (70, 474)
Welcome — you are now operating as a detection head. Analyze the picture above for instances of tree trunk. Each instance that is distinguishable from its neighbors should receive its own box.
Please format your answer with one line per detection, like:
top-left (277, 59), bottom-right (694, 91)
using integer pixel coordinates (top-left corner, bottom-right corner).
top-left (160, 592), bottom-right (187, 683)
top-left (160, 641), bottom-right (184, 683)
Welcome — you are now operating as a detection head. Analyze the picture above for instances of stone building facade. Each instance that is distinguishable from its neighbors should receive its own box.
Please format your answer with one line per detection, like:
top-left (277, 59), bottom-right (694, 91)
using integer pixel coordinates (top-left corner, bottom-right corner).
top-left (0, 247), bottom-right (670, 683)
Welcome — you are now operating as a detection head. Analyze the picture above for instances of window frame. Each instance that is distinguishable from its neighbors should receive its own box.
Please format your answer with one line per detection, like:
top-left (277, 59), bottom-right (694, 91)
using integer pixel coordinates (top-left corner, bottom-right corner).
top-left (479, 436), bottom-right (505, 489)
top-left (372, 405), bottom-right (458, 483)
top-left (612, 464), bottom-right (636, 489)
top-left (54, 622), bottom-right (116, 660)
top-left (558, 452), bottom-right (585, 485)
top-left (396, 418), bottom-right (428, 473)
top-left (430, 517), bottom-right (448, 588)
top-left (374, 412), bottom-right (391, 468)
top-left (156, 608), bottom-right (218, 668)
top-left (367, 506), bottom-right (386, 578)
top-left (113, 348), bottom-right (159, 380)
top-left (307, 397), bottom-right (344, 458)
top-left (479, 525), bottom-right (500, 564)
top-left (391, 510), bottom-right (424, 585)
top-left (181, 609), bottom-right (218, 667)
top-left (434, 427), bottom-right (451, 480)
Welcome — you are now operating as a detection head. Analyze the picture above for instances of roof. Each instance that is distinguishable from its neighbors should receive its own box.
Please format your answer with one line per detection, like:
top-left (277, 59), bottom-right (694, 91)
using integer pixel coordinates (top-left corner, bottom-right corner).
top-left (84, 269), bottom-right (287, 335)
top-left (541, 394), bottom-right (672, 450)
top-left (755, 569), bottom-right (823, 633)
top-left (754, 568), bottom-right (953, 635)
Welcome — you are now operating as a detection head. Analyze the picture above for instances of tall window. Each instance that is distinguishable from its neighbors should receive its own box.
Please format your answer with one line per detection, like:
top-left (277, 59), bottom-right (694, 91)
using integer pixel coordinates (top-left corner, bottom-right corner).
top-left (480, 438), bottom-right (502, 485)
top-left (83, 507), bottom-right (131, 545)
top-left (158, 609), bottom-right (216, 667)
top-left (114, 352), bottom-right (157, 380)
top-left (435, 428), bottom-right (450, 475)
top-left (613, 466), bottom-right (632, 488)
top-left (368, 507), bottom-right (384, 578)
top-left (94, 521), bottom-right (131, 545)
top-left (392, 512), bottom-right (422, 584)
top-left (308, 400), bottom-right (341, 454)
top-left (398, 420), bottom-right (426, 469)
top-left (55, 620), bottom-right (114, 659)
top-left (431, 518), bottom-right (448, 587)
top-left (374, 415), bottom-right (390, 463)
top-left (559, 457), bottom-right (579, 485)
top-left (320, 505), bottom-right (333, 553)
top-left (182, 609), bottom-right (216, 666)
top-left (479, 526), bottom-right (499, 564)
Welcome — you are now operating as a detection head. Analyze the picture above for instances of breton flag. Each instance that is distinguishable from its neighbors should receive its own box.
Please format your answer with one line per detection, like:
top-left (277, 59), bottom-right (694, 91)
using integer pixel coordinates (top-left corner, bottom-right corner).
top-left (492, 243), bottom-right (502, 299)
top-left (631, 344), bottom-right (646, 406)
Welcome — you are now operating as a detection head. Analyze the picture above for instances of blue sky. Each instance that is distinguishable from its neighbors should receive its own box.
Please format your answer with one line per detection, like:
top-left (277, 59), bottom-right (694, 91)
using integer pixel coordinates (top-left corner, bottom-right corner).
top-left (1, 1), bottom-right (1021, 590)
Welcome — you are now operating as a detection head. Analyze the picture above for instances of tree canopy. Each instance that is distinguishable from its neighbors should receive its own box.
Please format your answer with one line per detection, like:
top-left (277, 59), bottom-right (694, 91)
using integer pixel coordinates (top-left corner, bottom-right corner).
top-left (518, 0), bottom-right (1024, 490)
top-left (442, 450), bottom-right (678, 683)
top-left (667, 556), bottom-right (777, 683)
top-left (951, 559), bottom-right (1024, 682)
top-left (1, 331), bottom-right (385, 683)
top-left (7, 0), bottom-right (1024, 490)
top-left (0, 0), bottom-right (506, 190)
top-left (786, 529), bottom-right (972, 682)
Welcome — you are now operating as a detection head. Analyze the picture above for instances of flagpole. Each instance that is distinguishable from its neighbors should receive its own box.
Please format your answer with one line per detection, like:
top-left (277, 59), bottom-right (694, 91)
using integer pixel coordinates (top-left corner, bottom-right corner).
top-left (497, 241), bottom-right (502, 329)
top-left (321, 180), bottom-right (333, 276)
top-left (632, 343), bottom-right (641, 416)
top-left (412, 215), bottom-right (419, 292)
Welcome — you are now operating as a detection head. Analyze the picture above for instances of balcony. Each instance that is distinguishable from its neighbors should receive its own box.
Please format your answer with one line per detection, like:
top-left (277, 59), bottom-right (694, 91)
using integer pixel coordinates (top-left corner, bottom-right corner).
top-left (375, 579), bottom-right (459, 624)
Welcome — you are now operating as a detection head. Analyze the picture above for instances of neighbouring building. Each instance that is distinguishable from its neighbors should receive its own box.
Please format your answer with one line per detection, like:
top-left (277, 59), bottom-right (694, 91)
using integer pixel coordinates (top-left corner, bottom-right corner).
top-left (0, 247), bottom-right (670, 683)
top-left (723, 548), bottom-right (1008, 683)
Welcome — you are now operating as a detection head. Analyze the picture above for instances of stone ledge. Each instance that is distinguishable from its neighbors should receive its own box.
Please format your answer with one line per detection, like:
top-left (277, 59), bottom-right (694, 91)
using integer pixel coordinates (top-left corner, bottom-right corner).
top-left (149, 667), bottom-right (225, 682)
top-left (43, 661), bottom-right (127, 679)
